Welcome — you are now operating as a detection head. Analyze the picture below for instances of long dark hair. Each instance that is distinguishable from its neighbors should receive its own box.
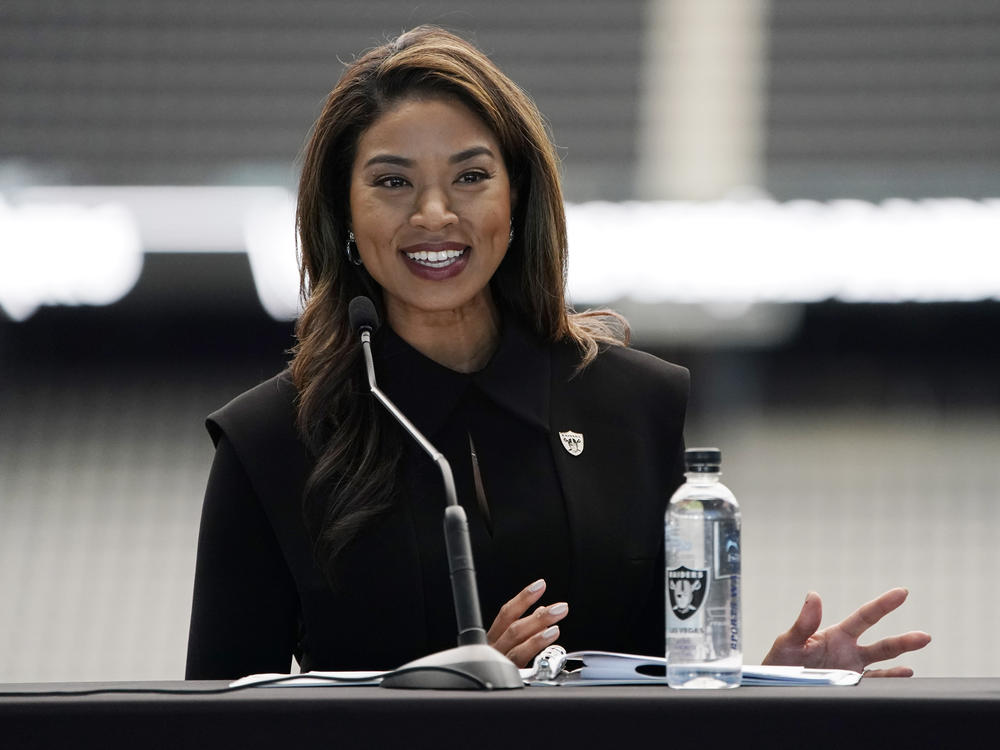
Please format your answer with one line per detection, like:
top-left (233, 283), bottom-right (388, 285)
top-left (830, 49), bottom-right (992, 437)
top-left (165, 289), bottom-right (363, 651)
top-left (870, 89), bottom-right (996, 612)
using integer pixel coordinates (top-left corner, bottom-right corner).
top-left (291, 25), bottom-right (627, 581)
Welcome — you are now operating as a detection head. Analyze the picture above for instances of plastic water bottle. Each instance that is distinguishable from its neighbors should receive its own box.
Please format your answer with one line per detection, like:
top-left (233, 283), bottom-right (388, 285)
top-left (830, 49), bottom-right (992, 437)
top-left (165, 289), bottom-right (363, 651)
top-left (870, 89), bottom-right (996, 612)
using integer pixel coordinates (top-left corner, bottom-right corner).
top-left (665, 447), bottom-right (741, 689)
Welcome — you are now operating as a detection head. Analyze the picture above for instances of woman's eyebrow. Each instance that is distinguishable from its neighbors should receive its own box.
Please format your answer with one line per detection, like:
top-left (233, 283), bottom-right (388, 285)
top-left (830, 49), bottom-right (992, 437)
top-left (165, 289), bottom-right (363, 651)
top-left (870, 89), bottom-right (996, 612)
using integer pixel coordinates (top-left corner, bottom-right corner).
top-left (449, 146), bottom-right (495, 163)
top-left (362, 146), bottom-right (494, 170)
top-left (363, 154), bottom-right (414, 169)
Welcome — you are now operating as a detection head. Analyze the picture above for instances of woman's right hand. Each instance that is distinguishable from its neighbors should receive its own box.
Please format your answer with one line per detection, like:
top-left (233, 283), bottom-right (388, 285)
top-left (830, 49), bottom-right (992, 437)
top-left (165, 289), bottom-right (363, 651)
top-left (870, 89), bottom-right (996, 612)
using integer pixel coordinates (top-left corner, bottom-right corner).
top-left (486, 579), bottom-right (568, 667)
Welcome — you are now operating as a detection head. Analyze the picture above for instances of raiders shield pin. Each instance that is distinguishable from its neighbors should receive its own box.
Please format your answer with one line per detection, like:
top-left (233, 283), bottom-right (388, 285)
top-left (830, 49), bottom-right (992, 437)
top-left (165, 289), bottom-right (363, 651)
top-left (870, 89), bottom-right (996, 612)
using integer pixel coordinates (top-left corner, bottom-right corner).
top-left (558, 430), bottom-right (584, 456)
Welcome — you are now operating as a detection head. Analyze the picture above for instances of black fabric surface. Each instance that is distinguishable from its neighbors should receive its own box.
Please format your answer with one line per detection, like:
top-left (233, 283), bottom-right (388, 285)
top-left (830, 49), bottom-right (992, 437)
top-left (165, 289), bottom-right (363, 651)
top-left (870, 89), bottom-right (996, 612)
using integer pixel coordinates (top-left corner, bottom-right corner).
top-left (2, 679), bottom-right (997, 750)
top-left (374, 322), bottom-right (572, 655)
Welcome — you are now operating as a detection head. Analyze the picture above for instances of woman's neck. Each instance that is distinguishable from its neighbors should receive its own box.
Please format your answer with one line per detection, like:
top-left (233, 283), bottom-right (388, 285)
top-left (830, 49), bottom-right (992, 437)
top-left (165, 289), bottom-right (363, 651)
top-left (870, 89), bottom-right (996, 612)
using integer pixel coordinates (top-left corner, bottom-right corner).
top-left (386, 295), bottom-right (501, 374)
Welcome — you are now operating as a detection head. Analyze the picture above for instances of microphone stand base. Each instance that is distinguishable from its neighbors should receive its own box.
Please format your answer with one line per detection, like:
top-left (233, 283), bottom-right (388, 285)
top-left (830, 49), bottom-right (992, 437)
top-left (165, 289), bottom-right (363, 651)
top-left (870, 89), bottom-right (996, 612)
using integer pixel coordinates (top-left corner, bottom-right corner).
top-left (379, 644), bottom-right (524, 690)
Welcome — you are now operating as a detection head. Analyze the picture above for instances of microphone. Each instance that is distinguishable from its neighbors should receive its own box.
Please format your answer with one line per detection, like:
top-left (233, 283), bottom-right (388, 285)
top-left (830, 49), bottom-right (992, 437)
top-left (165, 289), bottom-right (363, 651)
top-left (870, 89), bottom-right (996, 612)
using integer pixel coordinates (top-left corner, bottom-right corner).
top-left (348, 296), bottom-right (523, 690)
top-left (348, 295), bottom-right (379, 334)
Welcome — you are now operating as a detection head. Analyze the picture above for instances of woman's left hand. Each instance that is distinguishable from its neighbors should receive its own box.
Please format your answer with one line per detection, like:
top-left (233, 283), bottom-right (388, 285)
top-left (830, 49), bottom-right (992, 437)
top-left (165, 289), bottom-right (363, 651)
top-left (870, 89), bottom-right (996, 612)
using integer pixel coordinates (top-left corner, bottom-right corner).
top-left (486, 579), bottom-right (569, 668)
top-left (762, 587), bottom-right (931, 676)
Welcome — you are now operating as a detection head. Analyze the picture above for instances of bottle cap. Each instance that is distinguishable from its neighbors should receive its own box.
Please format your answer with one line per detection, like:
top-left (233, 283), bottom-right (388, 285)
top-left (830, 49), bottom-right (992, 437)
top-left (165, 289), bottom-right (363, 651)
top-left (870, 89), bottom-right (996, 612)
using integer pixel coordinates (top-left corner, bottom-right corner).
top-left (685, 447), bottom-right (721, 472)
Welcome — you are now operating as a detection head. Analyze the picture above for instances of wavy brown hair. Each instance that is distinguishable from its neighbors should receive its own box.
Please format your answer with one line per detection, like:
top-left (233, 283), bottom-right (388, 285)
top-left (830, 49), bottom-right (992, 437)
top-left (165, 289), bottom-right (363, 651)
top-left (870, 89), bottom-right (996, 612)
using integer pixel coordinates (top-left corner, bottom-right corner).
top-left (291, 25), bottom-right (628, 581)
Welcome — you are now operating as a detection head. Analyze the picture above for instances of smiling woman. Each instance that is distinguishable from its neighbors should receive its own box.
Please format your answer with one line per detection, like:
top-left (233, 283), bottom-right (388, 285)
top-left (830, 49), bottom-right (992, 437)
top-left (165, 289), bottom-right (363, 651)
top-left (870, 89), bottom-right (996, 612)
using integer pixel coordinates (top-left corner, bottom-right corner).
top-left (184, 25), bottom-right (929, 681)
top-left (348, 96), bottom-right (514, 372)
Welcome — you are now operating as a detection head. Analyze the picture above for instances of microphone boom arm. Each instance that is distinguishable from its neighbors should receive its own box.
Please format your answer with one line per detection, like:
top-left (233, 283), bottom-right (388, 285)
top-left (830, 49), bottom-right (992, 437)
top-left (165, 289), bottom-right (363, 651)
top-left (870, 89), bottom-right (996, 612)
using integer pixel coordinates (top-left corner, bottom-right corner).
top-left (362, 331), bottom-right (458, 507)
top-left (361, 331), bottom-right (485, 646)
top-left (352, 308), bottom-right (522, 689)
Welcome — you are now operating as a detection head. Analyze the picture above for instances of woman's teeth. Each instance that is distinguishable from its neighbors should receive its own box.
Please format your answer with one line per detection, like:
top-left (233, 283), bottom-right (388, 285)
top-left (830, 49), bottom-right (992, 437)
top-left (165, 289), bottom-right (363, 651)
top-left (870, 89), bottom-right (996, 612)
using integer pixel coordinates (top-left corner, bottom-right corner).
top-left (405, 247), bottom-right (466, 267)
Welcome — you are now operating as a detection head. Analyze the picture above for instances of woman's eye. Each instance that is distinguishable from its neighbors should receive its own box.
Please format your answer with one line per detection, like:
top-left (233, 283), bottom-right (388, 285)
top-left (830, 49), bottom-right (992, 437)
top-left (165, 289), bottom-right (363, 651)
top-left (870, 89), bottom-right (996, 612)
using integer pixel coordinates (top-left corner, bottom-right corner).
top-left (376, 175), bottom-right (409, 188)
top-left (457, 170), bottom-right (489, 184)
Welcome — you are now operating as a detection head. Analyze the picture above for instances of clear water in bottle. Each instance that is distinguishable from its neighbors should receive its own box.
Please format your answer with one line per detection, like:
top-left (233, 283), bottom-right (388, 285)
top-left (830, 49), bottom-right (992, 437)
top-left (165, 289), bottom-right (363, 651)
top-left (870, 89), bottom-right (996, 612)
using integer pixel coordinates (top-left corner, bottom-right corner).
top-left (665, 448), bottom-right (741, 689)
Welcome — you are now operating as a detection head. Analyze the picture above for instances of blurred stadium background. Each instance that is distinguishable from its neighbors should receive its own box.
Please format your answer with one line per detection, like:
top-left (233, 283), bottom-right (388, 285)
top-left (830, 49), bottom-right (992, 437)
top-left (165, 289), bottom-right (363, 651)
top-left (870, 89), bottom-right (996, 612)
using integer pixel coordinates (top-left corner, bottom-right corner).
top-left (1, 0), bottom-right (998, 681)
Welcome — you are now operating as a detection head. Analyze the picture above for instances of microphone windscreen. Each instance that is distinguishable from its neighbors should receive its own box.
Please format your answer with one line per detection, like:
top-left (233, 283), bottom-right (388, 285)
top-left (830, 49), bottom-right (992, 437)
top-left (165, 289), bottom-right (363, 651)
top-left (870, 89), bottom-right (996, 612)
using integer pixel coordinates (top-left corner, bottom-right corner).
top-left (348, 296), bottom-right (380, 334)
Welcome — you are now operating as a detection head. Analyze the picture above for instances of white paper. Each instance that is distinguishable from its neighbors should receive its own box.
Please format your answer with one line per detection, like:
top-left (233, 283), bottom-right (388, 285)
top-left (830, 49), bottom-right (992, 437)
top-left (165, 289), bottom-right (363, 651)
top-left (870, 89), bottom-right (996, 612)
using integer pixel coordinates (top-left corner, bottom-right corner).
top-left (524, 651), bottom-right (861, 687)
top-left (229, 670), bottom-right (388, 688)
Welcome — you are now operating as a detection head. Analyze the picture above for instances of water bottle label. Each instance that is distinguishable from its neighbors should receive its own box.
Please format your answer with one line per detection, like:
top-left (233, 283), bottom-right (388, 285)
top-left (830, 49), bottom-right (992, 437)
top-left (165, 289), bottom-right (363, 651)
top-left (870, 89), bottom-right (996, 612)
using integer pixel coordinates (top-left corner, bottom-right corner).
top-left (666, 565), bottom-right (709, 620)
top-left (715, 524), bottom-right (740, 578)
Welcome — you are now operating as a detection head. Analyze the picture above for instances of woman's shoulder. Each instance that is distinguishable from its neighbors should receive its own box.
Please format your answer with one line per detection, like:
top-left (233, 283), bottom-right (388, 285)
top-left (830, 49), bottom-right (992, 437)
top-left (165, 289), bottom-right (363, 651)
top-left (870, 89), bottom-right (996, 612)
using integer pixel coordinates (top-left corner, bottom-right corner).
top-left (601, 341), bottom-right (689, 381)
top-left (546, 339), bottom-right (688, 455)
top-left (206, 369), bottom-right (300, 451)
top-left (553, 338), bottom-right (690, 396)
top-left (548, 339), bottom-right (690, 429)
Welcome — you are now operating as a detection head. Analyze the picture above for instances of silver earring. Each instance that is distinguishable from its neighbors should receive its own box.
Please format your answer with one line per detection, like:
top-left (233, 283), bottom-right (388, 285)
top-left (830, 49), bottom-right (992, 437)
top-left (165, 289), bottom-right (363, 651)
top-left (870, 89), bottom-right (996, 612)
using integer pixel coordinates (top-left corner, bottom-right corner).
top-left (508, 222), bottom-right (514, 247)
top-left (346, 230), bottom-right (363, 266)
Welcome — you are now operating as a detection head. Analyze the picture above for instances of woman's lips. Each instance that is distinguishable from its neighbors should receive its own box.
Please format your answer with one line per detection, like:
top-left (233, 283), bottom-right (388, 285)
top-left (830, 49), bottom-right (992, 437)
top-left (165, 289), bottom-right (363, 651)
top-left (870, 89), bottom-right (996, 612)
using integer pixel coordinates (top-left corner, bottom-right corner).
top-left (400, 242), bottom-right (470, 280)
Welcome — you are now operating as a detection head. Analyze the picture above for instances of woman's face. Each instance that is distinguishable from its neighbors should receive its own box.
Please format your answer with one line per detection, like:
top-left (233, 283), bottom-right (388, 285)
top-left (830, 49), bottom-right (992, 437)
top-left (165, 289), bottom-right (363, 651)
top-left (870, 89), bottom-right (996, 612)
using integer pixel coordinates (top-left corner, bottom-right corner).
top-left (349, 95), bottom-right (514, 327)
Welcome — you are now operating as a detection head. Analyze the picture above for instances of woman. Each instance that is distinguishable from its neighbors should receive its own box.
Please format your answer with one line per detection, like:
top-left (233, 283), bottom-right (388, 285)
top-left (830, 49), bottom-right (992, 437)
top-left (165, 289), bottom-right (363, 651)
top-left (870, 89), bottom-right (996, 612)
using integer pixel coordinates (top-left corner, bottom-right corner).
top-left (185, 26), bottom-right (929, 679)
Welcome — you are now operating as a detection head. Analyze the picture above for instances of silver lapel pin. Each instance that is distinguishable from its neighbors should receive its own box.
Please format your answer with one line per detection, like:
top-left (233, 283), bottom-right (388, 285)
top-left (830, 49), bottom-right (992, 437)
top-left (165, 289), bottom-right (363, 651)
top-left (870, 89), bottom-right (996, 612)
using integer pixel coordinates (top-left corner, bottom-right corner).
top-left (558, 430), bottom-right (584, 456)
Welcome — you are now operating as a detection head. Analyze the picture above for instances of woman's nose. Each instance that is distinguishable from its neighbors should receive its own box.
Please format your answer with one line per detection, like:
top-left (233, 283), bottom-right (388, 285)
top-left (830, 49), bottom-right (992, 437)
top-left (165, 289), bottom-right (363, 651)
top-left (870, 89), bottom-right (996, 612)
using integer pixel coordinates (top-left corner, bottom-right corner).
top-left (410, 187), bottom-right (458, 231)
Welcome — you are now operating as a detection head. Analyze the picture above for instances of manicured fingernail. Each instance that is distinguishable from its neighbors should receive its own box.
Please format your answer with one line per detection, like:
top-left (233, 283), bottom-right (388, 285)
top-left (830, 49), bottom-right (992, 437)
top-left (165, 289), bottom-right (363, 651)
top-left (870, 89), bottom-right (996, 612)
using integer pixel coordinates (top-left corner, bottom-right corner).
top-left (548, 603), bottom-right (568, 616)
top-left (542, 625), bottom-right (559, 640)
top-left (529, 579), bottom-right (545, 593)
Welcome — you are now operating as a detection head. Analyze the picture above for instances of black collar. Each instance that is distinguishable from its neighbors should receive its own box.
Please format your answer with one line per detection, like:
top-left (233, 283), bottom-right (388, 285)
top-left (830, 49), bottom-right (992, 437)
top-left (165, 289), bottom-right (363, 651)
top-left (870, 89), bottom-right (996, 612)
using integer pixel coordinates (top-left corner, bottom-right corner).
top-left (372, 316), bottom-right (551, 439)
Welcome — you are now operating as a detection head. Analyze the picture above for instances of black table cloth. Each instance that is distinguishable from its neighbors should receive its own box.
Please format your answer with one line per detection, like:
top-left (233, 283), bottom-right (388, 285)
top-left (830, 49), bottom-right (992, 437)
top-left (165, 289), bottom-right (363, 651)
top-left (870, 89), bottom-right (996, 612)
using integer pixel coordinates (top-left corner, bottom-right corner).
top-left (2, 678), bottom-right (995, 749)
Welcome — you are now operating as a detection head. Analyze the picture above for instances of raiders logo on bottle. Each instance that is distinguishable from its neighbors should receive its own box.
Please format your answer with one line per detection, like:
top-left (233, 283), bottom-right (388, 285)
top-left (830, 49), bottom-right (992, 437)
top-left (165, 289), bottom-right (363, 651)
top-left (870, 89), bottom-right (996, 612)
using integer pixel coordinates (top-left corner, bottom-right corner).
top-left (667, 566), bottom-right (709, 620)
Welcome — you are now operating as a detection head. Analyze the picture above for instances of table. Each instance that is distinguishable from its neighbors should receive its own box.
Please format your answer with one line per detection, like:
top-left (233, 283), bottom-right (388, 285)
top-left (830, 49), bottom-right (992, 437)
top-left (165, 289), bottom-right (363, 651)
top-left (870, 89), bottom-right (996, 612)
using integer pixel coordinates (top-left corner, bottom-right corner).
top-left (2, 678), bottom-right (996, 749)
